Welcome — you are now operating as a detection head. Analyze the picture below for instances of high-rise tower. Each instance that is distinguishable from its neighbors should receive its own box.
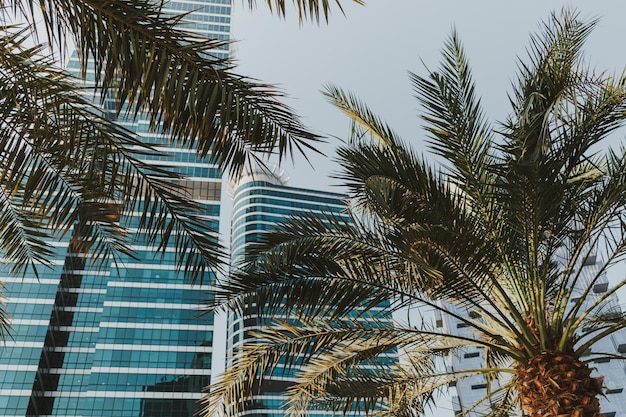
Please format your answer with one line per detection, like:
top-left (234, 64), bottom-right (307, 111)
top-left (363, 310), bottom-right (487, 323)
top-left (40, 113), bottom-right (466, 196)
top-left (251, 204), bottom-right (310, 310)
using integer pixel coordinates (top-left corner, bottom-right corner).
top-left (227, 168), bottom-right (396, 417)
top-left (0, 2), bottom-right (230, 416)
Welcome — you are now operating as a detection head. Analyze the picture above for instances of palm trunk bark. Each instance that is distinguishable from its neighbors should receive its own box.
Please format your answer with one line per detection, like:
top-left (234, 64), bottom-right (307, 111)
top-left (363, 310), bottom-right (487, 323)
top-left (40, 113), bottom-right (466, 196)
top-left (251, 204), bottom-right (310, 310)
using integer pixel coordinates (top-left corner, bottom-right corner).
top-left (515, 350), bottom-right (603, 417)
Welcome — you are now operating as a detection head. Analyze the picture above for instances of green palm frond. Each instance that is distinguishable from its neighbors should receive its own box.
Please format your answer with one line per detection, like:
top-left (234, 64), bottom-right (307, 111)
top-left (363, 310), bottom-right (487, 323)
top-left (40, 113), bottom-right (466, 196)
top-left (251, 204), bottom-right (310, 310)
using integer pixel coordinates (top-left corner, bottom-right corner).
top-left (410, 29), bottom-right (494, 202)
top-left (0, 24), bottom-right (225, 280)
top-left (8, 0), bottom-right (324, 179)
top-left (211, 211), bottom-right (415, 319)
top-left (0, 27), bottom-right (128, 271)
top-left (323, 85), bottom-right (403, 148)
top-left (201, 317), bottom-right (396, 417)
top-left (248, 0), bottom-right (364, 23)
top-left (504, 9), bottom-right (597, 162)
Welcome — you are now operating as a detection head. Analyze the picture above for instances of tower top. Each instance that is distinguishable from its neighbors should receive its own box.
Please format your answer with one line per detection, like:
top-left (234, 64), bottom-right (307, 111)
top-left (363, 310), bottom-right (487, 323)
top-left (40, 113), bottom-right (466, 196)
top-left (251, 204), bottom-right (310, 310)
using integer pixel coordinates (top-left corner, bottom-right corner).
top-left (228, 163), bottom-right (291, 197)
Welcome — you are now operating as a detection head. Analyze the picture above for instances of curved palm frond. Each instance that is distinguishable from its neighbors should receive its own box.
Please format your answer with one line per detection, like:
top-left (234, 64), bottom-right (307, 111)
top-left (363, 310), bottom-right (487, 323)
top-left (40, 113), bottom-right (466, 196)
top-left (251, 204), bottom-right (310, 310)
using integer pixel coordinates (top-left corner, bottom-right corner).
top-left (0, 26), bottom-right (130, 271)
top-left (202, 317), bottom-right (396, 417)
top-left (248, 0), bottom-right (365, 23)
top-left (410, 29), bottom-right (494, 203)
top-left (0, 24), bottom-right (225, 280)
top-left (323, 85), bottom-right (403, 148)
top-left (211, 210), bottom-right (421, 319)
top-left (7, 0), bottom-right (323, 179)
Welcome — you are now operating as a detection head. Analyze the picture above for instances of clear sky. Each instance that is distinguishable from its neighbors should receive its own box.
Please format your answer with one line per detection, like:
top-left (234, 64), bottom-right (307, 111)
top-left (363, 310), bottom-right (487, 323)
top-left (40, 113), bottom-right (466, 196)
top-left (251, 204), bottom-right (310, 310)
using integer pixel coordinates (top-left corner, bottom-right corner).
top-left (229, 0), bottom-right (626, 190)
top-left (213, 2), bottom-right (626, 415)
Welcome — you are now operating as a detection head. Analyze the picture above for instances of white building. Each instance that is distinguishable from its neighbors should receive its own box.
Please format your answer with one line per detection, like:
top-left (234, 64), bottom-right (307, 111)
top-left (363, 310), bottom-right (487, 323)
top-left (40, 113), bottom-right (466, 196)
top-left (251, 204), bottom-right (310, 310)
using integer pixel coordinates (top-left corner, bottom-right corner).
top-left (441, 251), bottom-right (626, 417)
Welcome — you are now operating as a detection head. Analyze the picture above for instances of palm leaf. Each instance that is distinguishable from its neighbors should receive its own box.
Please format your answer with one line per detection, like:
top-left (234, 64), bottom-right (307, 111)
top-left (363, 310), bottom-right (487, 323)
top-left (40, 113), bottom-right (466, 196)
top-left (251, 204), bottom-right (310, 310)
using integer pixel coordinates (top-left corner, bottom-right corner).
top-left (0, 24), bottom-right (225, 280)
top-left (10, 0), bottom-right (323, 178)
top-left (410, 29), bottom-right (494, 202)
top-left (249, 0), bottom-right (364, 23)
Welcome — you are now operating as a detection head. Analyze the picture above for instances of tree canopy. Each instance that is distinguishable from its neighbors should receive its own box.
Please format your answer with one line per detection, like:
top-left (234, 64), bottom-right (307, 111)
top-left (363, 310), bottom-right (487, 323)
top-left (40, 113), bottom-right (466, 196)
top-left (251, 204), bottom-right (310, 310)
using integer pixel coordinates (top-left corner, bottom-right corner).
top-left (206, 9), bottom-right (626, 417)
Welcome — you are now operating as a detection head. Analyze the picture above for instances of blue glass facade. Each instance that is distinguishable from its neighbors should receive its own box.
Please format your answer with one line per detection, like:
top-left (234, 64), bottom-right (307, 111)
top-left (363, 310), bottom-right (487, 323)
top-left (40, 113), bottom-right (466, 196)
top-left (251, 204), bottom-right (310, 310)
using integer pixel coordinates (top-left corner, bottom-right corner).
top-left (228, 170), bottom-right (395, 417)
top-left (0, 1), bottom-right (229, 416)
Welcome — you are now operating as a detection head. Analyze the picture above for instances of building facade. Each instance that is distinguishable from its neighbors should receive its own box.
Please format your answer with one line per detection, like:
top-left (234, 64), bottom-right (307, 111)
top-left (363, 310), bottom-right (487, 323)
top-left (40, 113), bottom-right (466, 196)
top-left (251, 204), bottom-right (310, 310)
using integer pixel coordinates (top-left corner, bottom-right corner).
top-left (228, 168), bottom-right (351, 370)
top-left (227, 169), bottom-right (395, 417)
top-left (0, 1), bottom-right (229, 416)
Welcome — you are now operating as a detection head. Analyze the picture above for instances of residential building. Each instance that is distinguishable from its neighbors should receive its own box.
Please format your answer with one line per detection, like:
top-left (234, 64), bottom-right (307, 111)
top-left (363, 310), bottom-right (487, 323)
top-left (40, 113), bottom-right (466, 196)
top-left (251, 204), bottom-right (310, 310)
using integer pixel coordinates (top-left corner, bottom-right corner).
top-left (0, 1), bottom-right (229, 416)
top-left (440, 252), bottom-right (626, 416)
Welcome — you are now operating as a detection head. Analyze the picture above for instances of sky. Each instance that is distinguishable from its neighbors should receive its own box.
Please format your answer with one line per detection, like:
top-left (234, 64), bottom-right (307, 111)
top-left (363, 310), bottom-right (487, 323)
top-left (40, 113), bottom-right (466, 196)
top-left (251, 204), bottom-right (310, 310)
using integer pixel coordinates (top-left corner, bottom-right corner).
top-left (228, 0), bottom-right (626, 190)
top-left (213, 1), bottom-right (626, 415)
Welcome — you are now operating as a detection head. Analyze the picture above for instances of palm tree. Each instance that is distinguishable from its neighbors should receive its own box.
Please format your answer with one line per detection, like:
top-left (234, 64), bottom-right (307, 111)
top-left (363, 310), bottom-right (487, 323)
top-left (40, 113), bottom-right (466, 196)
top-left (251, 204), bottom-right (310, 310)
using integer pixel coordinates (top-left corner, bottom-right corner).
top-left (205, 9), bottom-right (626, 417)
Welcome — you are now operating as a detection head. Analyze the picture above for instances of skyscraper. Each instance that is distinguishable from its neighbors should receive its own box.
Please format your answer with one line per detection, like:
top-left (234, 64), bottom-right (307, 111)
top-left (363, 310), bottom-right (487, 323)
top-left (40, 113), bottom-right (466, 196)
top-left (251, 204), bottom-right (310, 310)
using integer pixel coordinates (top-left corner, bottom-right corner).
top-left (227, 168), bottom-right (396, 417)
top-left (0, 1), bottom-right (229, 416)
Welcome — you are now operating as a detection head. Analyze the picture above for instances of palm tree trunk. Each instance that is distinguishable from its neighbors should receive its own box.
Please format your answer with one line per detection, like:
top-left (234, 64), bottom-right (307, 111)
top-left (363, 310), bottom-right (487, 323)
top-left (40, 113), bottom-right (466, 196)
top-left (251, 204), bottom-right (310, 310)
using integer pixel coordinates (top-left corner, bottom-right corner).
top-left (515, 350), bottom-right (603, 417)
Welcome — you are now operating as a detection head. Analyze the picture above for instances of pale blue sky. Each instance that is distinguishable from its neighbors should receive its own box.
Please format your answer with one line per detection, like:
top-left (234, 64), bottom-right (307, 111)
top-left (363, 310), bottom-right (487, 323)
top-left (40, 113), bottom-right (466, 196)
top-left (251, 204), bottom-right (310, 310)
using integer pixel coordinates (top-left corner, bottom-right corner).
top-left (230, 0), bottom-right (625, 190)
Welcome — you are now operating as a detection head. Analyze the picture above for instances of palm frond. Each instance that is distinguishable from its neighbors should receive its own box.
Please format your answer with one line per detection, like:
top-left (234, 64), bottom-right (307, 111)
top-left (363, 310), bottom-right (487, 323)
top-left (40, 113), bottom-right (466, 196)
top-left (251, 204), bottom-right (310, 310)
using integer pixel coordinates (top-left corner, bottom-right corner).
top-left (212, 210), bottom-right (417, 319)
top-left (0, 26), bottom-right (127, 271)
top-left (10, 0), bottom-right (323, 179)
top-left (248, 0), bottom-right (364, 23)
top-left (504, 8), bottom-right (597, 162)
top-left (0, 24), bottom-right (225, 279)
top-left (324, 85), bottom-right (404, 148)
top-left (410, 29), bottom-right (494, 202)
top-left (200, 318), bottom-right (396, 417)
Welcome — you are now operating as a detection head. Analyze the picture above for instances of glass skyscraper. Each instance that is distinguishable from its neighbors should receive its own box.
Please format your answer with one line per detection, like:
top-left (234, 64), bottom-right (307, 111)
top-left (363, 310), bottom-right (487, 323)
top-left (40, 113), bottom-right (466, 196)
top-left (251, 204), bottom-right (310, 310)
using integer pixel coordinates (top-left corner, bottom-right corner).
top-left (0, 1), bottom-right (229, 416)
top-left (227, 168), bottom-right (396, 417)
